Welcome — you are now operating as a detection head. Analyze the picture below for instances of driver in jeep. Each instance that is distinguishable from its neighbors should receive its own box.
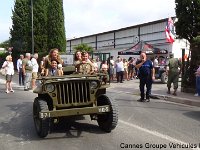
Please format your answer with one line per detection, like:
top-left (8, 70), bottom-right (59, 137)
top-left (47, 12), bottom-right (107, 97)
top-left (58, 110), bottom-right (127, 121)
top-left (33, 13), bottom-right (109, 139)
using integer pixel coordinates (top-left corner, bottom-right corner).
top-left (75, 51), bottom-right (95, 75)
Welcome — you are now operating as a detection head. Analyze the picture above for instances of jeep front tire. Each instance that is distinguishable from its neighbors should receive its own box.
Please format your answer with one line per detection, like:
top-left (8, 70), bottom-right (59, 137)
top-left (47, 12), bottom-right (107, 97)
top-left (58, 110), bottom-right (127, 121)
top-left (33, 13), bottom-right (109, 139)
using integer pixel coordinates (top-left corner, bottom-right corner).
top-left (97, 95), bottom-right (118, 132)
top-left (33, 97), bottom-right (50, 138)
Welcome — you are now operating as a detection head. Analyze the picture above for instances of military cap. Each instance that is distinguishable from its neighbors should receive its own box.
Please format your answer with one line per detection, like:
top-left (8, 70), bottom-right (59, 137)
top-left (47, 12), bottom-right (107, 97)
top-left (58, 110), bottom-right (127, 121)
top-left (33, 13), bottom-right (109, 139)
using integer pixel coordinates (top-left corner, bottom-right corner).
top-left (81, 51), bottom-right (88, 55)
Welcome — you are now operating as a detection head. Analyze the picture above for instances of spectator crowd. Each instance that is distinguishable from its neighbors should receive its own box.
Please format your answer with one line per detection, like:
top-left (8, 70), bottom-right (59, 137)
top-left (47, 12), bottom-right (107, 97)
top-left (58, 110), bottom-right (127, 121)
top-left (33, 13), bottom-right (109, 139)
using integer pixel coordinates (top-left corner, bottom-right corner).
top-left (0, 48), bottom-right (199, 99)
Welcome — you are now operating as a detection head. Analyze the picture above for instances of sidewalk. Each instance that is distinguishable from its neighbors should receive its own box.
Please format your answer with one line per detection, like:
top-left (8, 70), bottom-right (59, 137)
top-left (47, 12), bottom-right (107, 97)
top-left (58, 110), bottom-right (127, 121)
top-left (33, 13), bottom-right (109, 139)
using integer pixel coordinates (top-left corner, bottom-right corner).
top-left (108, 79), bottom-right (200, 107)
top-left (0, 74), bottom-right (199, 107)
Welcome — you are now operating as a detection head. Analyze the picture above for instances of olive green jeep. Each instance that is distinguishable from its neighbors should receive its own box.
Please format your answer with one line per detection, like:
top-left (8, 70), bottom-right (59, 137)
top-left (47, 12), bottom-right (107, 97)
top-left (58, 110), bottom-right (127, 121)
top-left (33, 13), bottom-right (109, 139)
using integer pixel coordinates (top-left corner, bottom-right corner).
top-left (33, 73), bottom-right (118, 138)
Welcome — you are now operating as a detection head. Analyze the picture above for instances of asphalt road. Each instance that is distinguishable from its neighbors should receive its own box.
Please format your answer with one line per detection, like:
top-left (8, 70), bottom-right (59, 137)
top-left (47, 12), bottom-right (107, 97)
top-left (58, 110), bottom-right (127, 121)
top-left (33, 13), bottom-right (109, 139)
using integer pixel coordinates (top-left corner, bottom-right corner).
top-left (0, 76), bottom-right (200, 150)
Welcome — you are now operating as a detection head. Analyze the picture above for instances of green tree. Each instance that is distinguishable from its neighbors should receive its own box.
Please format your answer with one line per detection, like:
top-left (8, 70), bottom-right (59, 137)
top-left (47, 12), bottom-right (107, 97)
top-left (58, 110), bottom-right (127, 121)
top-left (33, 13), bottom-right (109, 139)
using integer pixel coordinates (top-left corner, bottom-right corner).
top-left (175, 0), bottom-right (200, 89)
top-left (73, 43), bottom-right (93, 53)
top-left (175, 0), bottom-right (200, 42)
top-left (10, 0), bottom-right (30, 54)
top-left (33, 0), bottom-right (49, 53)
top-left (47, 0), bottom-right (66, 52)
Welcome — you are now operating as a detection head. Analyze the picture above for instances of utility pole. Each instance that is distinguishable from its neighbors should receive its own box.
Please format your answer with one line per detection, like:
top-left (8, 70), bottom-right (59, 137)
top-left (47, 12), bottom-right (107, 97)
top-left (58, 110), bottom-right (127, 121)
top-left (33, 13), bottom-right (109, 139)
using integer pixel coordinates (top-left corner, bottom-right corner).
top-left (31, 0), bottom-right (34, 54)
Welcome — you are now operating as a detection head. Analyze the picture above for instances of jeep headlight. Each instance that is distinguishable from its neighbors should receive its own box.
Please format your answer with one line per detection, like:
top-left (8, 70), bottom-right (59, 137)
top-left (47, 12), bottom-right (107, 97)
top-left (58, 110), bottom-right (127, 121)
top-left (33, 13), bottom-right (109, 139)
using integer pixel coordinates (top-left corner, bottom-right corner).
top-left (90, 81), bottom-right (98, 89)
top-left (35, 80), bottom-right (42, 86)
top-left (45, 84), bottom-right (55, 92)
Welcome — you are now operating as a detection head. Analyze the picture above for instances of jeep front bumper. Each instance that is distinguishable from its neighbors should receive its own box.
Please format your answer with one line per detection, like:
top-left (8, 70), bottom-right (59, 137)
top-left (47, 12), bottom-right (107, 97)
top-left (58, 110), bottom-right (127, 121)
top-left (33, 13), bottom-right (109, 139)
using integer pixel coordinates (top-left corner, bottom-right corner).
top-left (39, 105), bottom-right (110, 118)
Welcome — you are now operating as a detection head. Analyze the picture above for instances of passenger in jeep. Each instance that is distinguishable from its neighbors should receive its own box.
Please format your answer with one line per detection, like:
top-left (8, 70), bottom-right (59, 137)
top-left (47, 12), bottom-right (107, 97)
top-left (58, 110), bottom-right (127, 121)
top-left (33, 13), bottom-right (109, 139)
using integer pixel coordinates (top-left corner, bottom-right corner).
top-left (74, 50), bottom-right (82, 66)
top-left (45, 60), bottom-right (62, 76)
top-left (42, 48), bottom-right (63, 75)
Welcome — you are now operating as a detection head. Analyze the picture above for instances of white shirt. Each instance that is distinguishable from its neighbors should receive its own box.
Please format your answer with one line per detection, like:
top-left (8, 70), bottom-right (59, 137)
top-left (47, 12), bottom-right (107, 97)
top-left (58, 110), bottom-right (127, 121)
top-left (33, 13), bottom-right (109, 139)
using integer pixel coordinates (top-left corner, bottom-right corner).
top-left (93, 62), bottom-right (98, 71)
top-left (115, 61), bottom-right (124, 72)
top-left (31, 58), bottom-right (39, 73)
top-left (110, 59), bottom-right (115, 68)
top-left (96, 61), bottom-right (101, 69)
top-left (2, 61), bottom-right (14, 75)
top-left (154, 58), bottom-right (159, 67)
top-left (17, 59), bottom-right (22, 71)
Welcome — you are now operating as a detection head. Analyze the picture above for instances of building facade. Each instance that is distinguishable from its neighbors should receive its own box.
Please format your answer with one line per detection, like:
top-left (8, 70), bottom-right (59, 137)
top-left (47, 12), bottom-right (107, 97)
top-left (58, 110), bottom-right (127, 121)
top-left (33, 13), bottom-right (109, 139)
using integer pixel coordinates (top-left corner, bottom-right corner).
top-left (66, 17), bottom-right (189, 59)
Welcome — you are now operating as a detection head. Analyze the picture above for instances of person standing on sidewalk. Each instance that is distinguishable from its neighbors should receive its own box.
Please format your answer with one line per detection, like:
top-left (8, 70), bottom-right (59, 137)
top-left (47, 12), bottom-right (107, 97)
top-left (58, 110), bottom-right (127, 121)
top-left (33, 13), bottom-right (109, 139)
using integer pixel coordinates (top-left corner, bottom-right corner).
top-left (127, 57), bottom-right (134, 80)
top-left (166, 53), bottom-right (181, 96)
top-left (17, 54), bottom-right (24, 86)
top-left (123, 58), bottom-right (128, 81)
top-left (22, 53), bottom-right (33, 91)
top-left (40, 56), bottom-right (46, 76)
top-left (115, 56), bottom-right (124, 83)
top-left (31, 53), bottom-right (39, 90)
top-left (2, 55), bottom-right (15, 93)
top-left (108, 56), bottom-right (115, 81)
top-left (194, 62), bottom-right (200, 96)
top-left (135, 52), bottom-right (155, 102)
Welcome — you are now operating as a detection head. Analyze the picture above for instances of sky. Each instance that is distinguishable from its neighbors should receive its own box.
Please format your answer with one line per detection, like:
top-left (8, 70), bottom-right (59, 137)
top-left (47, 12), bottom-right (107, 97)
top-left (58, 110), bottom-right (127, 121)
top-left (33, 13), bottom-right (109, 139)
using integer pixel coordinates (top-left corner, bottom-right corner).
top-left (0, 0), bottom-right (176, 43)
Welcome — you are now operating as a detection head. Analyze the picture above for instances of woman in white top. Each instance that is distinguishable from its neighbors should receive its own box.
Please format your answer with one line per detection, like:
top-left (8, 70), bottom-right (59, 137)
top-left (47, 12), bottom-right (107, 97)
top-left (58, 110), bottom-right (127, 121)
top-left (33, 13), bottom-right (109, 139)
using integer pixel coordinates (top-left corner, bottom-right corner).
top-left (123, 58), bottom-right (128, 80)
top-left (2, 55), bottom-right (14, 93)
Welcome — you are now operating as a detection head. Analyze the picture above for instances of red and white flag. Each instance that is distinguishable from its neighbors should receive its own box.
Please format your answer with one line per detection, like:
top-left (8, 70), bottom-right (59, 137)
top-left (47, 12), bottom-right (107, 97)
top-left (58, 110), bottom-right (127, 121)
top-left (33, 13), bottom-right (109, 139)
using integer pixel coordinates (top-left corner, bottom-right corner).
top-left (165, 17), bottom-right (175, 43)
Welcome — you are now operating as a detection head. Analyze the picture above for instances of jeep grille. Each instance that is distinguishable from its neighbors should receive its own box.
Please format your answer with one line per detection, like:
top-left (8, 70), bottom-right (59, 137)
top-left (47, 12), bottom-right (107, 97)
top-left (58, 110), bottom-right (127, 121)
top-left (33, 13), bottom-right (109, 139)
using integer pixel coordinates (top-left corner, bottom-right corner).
top-left (55, 81), bottom-right (91, 106)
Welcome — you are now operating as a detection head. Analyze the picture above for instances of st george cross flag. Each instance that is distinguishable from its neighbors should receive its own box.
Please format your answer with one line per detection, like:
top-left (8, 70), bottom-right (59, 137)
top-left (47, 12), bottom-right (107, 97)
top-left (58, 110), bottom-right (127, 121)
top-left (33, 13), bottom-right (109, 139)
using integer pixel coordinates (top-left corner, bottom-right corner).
top-left (165, 17), bottom-right (175, 43)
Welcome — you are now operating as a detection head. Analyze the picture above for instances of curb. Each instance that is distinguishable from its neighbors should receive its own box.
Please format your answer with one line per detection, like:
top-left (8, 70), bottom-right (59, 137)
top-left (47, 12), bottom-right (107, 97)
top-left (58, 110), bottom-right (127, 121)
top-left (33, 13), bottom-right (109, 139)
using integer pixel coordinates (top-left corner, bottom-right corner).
top-left (167, 96), bottom-right (200, 107)
top-left (151, 93), bottom-right (200, 107)
top-left (108, 90), bottom-right (200, 107)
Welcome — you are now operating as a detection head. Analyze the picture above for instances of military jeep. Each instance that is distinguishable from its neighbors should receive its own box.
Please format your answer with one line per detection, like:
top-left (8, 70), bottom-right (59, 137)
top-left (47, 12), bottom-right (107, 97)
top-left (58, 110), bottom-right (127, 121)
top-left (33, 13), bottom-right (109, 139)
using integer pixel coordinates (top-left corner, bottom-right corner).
top-left (33, 73), bottom-right (118, 138)
top-left (154, 65), bottom-right (168, 84)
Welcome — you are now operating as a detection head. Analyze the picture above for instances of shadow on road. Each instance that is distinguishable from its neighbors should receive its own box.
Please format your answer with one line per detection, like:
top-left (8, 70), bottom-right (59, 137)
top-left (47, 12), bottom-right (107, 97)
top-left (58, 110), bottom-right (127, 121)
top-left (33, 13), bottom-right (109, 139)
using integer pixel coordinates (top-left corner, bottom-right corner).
top-left (0, 102), bottom-right (106, 141)
top-left (183, 111), bottom-right (200, 122)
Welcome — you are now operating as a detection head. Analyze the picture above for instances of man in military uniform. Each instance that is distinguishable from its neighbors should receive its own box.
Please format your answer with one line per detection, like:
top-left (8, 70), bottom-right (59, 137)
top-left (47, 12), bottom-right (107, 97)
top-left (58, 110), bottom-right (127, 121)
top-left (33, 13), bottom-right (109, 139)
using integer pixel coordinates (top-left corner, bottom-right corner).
top-left (75, 51), bottom-right (94, 74)
top-left (167, 53), bottom-right (181, 96)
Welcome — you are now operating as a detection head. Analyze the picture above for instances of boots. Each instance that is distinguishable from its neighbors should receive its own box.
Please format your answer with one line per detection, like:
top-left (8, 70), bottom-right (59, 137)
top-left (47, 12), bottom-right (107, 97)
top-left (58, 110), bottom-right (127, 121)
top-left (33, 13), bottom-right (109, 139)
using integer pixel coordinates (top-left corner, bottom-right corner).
top-left (172, 89), bottom-right (177, 96)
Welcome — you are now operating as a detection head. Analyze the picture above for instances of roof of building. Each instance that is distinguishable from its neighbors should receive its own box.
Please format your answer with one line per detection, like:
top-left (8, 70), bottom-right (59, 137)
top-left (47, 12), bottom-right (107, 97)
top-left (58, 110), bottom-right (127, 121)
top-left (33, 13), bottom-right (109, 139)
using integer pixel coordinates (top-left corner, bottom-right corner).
top-left (67, 17), bottom-right (176, 41)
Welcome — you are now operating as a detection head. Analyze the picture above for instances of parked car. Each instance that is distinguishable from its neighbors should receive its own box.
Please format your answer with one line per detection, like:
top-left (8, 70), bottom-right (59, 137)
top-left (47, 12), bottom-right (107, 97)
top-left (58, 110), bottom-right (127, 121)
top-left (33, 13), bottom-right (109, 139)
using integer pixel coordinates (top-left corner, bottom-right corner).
top-left (154, 65), bottom-right (168, 84)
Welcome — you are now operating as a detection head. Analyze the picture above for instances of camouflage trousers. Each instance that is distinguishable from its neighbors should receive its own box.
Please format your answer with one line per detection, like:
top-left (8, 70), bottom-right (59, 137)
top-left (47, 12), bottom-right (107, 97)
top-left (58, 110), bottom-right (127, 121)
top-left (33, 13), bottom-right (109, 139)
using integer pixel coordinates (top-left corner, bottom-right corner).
top-left (167, 71), bottom-right (179, 89)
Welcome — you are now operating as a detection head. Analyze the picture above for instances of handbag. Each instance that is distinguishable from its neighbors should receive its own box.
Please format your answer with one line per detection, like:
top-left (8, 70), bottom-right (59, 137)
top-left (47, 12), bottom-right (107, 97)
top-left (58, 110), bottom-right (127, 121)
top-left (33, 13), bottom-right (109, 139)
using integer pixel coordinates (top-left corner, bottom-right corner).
top-left (0, 67), bottom-right (6, 76)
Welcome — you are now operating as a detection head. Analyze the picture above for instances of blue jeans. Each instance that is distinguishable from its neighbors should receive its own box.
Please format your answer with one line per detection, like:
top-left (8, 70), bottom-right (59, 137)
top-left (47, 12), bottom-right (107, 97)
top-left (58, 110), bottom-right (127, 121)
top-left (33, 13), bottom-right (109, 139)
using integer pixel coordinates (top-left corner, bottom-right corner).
top-left (19, 68), bottom-right (24, 85)
top-left (196, 76), bottom-right (200, 96)
top-left (116, 71), bottom-right (124, 82)
top-left (139, 76), bottom-right (152, 99)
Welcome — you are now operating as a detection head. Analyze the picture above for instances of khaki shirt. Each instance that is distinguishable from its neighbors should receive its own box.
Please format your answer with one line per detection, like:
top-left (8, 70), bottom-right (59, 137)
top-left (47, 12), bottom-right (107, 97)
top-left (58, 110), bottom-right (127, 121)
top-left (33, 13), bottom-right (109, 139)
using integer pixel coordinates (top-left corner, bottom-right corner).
top-left (76, 61), bottom-right (94, 74)
top-left (22, 58), bottom-right (33, 73)
top-left (168, 58), bottom-right (181, 72)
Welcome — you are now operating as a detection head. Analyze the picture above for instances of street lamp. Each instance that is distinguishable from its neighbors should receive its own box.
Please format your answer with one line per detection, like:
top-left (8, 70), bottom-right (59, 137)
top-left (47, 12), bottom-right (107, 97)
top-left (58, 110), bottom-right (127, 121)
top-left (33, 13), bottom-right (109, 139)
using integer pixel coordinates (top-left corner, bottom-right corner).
top-left (31, 0), bottom-right (34, 54)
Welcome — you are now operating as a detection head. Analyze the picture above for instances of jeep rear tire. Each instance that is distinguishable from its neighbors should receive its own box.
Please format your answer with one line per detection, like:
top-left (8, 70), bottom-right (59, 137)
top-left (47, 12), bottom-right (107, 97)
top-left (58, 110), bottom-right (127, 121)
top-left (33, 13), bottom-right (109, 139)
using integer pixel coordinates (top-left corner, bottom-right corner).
top-left (97, 95), bottom-right (118, 132)
top-left (161, 72), bottom-right (168, 84)
top-left (33, 97), bottom-right (50, 138)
